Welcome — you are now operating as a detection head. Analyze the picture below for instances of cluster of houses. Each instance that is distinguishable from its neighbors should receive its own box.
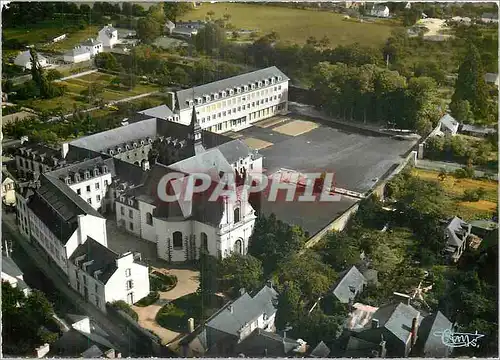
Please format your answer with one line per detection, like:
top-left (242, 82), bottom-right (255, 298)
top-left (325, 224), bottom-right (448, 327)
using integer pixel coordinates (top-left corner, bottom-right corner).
top-left (63, 25), bottom-right (118, 64)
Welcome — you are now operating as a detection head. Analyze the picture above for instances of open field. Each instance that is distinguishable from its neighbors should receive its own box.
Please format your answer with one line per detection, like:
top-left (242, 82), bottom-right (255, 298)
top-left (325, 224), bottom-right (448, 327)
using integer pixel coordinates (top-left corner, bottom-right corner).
top-left (179, 3), bottom-right (397, 47)
top-left (412, 168), bottom-right (497, 220)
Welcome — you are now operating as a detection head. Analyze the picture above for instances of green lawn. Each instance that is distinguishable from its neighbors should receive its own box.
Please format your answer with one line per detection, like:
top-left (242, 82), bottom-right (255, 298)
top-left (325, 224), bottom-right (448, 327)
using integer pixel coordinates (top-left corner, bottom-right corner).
top-left (40, 26), bottom-right (100, 53)
top-left (179, 3), bottom-right (398, 47)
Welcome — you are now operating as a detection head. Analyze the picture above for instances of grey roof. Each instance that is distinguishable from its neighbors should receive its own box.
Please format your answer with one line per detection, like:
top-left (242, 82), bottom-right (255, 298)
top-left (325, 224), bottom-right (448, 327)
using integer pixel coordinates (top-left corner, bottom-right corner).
top-left (169, 147), bottom-right (234, 176)
top-left (45, 156), bottom-right (115, 183)
top-left (69, 237), bottom-right (120, 284)
top-left (50, 328), bottom-right (114, 357)
top-left (482, 12), bottom-right (499, 19)
top-left (344, 336), bottom-right (380, 357)
top-left (66, 313), bottom-right (89, 325)
top-left (100, 25), bottom-right (117, 38)
top-left (2, 255), bottom-right (24, 278)
top-left (367, 302), bottom-right (421, 344)
top-left (446, 216), bottom-right (470, 247)
top-left (15, 50), bottom-right (47, 64)
top-left (176, 66), bottom-right (289, 111)
top-left (235, 328), bottom-right (301, 357)
top-left (461, 124), bottom-right (496, 135)
top-left (65, 46), bottom-right (92, 57)
top-left (216, 139), bottom-right (253, 165)
top-left (172, 27), bottom-right (198, 36)
top-left (206, 285), bottom-right (278, 337)
top-left (332, 265), bottom-right (367, 304)
top-left (139, 105), bottom-right (175, 120)
top-left (372, 4), bottom-right (389, 11)
top-left (310, 341), bottom-right (331, 357)
top-left (27, 175), bottom-right (102, 244)
top-left (16, 143), bottom-right (61, 161)
top-left (439, 114), bottom-right (459, 132)
top-left (470, 219), bottom-right (498, 231)
top-left (81, 345), bottom-right (104, 358)
top-left (70, 118), bottom-right (157, 152)
top-left (165, 20), bottom-right (175, 29)
top-left (415, 311), bottom-right (453, 358)
top-left (484, 73), bottom-right (498, 83)
top-left (81, 38), bottom-right (103, 47)
top-left (112, 158), bottom-right (148, 187)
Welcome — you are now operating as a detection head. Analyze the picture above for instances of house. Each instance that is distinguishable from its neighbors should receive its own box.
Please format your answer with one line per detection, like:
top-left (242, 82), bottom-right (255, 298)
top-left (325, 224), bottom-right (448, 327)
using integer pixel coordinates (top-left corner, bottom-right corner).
top-left (49, 314), bottom-right (120, 358)
top-left (14, 50), bottom-right (48, 70)
top-left (81, 38), bottom-right (103, 56)
top-left (331, 265), bottom-right (367, 304)
top-left (174, 66), bottom-right (289, 133)
top-left (235, 329), bottom-right (307, 357)
top-left (164, 20), bottom-right (176, 35)
top-left (2, 175), bottom-right (16, 206)
top-left (484, 72), bottom-right (499, 86)
top-left (438, 114), bottom-right (459, 136)
top-left (349, 302), bottom-right (422, 357)
top-left (15, 173), bottom-right (108, 275)
top-left (171, 25), bottom-right (199, 38)
top-left (2, 253), bottom-right (31, 296)
top-left (309, 341), bottom-right (331, 357)
top-left (68, 237), bottom-right (150, 311)
top-left (52, 34), bottom-right (67, 43)
top-left (469, 219), bottom-right (498, 238)
top-left (480, 12), bottom-right (499, 23)
top-left (450, 16), bottom-right (472, 25)
top-left (413, 311), bottom-right (454, 357)
top-left (63, 46), bottom-right (92, 64)
top-left (444, 216), bottom-right (471, 263)
top-left (460, 124), bottom-right (496, 138)
top-left (180, 284), bottom-right (278, 356)
top-left (98, 25), bottom-right (118, 48)
top-left (370, 4), bottom-right (390, 18)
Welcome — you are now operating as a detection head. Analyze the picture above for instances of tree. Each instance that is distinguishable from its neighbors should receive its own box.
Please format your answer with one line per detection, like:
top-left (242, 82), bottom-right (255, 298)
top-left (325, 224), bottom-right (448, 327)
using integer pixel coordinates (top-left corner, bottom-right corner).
top-left (121, 2), bottom-right (132, 15)
top-left (292, 309), bottom-right (345, 346)
top-left (148, 3), bottom-right (166, 24)
top-left (197, 251), bottom-right (220, 307)
top-left (171, 67), bottom-right (190, 85)
top-left (94, 52), bottom-right (120, 71)
top-left (137, 16), bottom-right (162, 44)
top-left (450, 99), bottom-right (475, 124)
top-left (131, 3), bottom-right (146, 16)
top-left (317, 231), bottom-right (360, 271)
top-left (275, 281), bottom-right (305, 331)
top-left (163, 2), bottom-right (192, 22)
top-left (120, 74), bottom-right (138, 89)
top-left (194, 22), bottom-right (227, 55)
top-left (232, 31), bottom-right (240, 40)
top-left (46, 69), bottom-right (62, 81)
top-left (81, 82), bottom-right (104, 101)
top-left (451, 43), bottom-right (489, 121)
top-left (219, 254), bottom-right (263, 297)
top-left (206, 10), bottom-right (215, 19)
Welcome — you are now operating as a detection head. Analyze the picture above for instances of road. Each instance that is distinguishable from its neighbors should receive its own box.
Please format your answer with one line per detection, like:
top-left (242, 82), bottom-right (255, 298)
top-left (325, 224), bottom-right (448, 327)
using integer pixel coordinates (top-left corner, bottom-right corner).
top-left (415, 159), bottom-right (498, 180)
top-left (2, 211), bottom-right (139, 356)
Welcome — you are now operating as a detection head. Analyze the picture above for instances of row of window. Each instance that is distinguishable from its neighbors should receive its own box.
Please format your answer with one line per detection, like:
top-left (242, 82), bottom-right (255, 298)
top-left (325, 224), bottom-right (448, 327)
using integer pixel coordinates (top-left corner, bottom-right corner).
top-left (172, 231), bottom-right (208, 250)
top-left (199, 86), bottom-right (282, 113)
top-left (186, 79), bottom-right (283, 107)
top-left (19, 157), bottom-right (49, 173)
top-left (76, 180), bottom-right (108, 195)
top-left (199, 95), bottom-right (281, 124)
top-left (108, 138), bottom-right (153, 155)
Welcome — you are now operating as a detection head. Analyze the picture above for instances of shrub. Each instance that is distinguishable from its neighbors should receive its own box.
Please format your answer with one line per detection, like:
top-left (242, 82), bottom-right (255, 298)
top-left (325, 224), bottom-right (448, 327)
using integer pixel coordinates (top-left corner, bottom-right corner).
top-left (111, 300), bottom-right (139, 321)
top-left (155, 303), bottom-right (187, 332)
top-left (462, 188), bottom-right (486, 202)
top-left (149, 272), bottom-right (178, 292)
top-left (135, 291), bottom-right (160, 307)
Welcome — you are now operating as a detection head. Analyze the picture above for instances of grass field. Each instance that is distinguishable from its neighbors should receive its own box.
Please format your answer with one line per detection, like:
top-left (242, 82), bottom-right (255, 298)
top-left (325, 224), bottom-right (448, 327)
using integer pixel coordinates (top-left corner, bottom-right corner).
top-left (413, 168), bottom-right (497, 220)
top-left (20, 71), bottom-right (159, 113)
top-left (179, 3), bottom-right (398, 47)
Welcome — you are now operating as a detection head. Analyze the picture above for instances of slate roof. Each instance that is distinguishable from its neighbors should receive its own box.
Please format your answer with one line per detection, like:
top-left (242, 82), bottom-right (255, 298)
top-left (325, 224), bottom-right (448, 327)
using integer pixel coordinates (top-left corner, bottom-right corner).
top-left (65, 46), bottom-right (92, 57)
top-left (482, 12), bottom-right (499, 19)
top-left (16, 143), bottom-right (60, 160)
top-left (176, 66), bottom-right (289, 111)
top-left (112, 158), bottom-right (148, 186)
top-left (69, 237), bottom-right (119, 284)
top-left (27, 175), bottom-right (102, 244)
top-left (139, 104), bottom-right (175, 120)
top-left (45, 156), bottom-right (115, 182)
top-left (82, 38), bottom-right (103, 47)
top-left (332, 265), bottom-right (367, 304)
top-left (439, 114), bottom-right (459, 133)
top-left (470, 219), bottom-right (498, 231)
top-left (50, 328), bottom-right (114, 357)
top-left (216, 139), bottom-right (253, 165)
top-left (366, 302), bottom-right (421, 344)
top-left (446, 216), bottom-right (470, 247)
top-left (66, 313), bottom-right (89, 325)
top-left (310, 340), bottom-right (331, 358)
top-left (15, 50), bottom-right (47, 65)
top-left (414, 311), bottom-right (453, 358)
top-left (235, 328), bottom-right (301, 357)
top-left (206, 285), bottom-right (278, 337)
top-left (461, 124), bottom-right (496, 135)
top-left (2, 255), bottom-right (24, 278)
top-left (100, 25), bottom-right (117, 38)
top-left (344, 336), bottom-right (380, 357)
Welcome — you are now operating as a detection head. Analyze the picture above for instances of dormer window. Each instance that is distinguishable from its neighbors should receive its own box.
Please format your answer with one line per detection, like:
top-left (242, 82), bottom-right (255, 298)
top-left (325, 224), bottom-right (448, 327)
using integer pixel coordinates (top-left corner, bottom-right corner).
top-left (197, 97), bottom-right (202, 104)
top-left (264, 79), bottom-right (269, 86)
top-left (258, 81), bottom-right (262, 88)
top-left (74, 173), bottom-right (80, 182)
top-left (271, 77), bottom-right (275, 84)
top-left (236, 87), bottom-right (241, 94)
top-left (222, 91), bottom-right (226, 97)
top-left (84, 171), bottom-right (90, 180)
top-left (65, 176), bottom-right (71, 185)
top-left (120, 196), bottom-right (125, 202)
top-left (128, 199), bottom-right (134, 206)
top-left (133, 142), bottom-right (138, 148)
top-left (205, 95), bottom-right (211, 102)
top-left (168, 116), bottom-right (173, 121)
top-left (244, 85), bottom-right (248, 91)
top-left (102, 165), bottom-right (108, 173)
top-left (278, 75), bottom-right (282, 81)
top-left (229, 89), bottom-right (234, 96)
top-left (108, 149), bottom-right (115, 155)
top-left (214, 93), bottom-right (219, 100)
top-left (140, 140), bottom-right (145, 146)
top-left (251, 83), bottom-right (255, 90)
top-left (93, 168), bottom-right (99, 177)
top-left (125, 144), bottom-right (131, 151)
top-left (117, 147), bottom-right (122, 153)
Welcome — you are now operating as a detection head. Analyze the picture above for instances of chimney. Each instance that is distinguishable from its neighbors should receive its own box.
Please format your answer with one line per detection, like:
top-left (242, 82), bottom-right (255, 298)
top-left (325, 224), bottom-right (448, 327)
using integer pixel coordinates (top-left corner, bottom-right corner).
top-left (410, 317), bottom-right (419, 347)
top-left (21, 136), bottom-right (29, 144)
top-left (371, 318), bottom-right (379, 329)
top-left (188, 317), bottom-right (195, 333)
top-left (167, 92), bottom-right (176, 111)
top-left (239, 288), bottom-right (246, 296)
top-left (379, 335), bottom-right (387, 357)
top-left (266, 280), bottom-right (273, 289)
top-left (393, 291), bottom-right (411, 305)
top-left (229, 305), bottom-right (234, 314)
top-left (61, 143), bottom-right (69, 159)
top-left (94, 270), bottom-right (103, 280)
top-left (141, 160), bottom-right (150, 171)
top-left (35, 343), bottom-right (50, 358)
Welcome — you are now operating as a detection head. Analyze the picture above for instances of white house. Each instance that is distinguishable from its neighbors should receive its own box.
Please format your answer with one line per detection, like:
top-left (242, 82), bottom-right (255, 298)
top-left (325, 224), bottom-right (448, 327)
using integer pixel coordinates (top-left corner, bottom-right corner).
top-left (164, 20), bottom-right (176, 35)
top-left (480, 12), bottom-right (499, 23)
top-left (438, 114), bottom-right (459, 136)
top-left (2, 176), bottom-right (16, 206)
top-left (68, 237), bottom-right (149, 312)
top-left (485, 73), bottom-right (499, 86)
top-left (52, 34), bottom-right (67, 43)
top-left (98, 25), bottom-right (118, 48)
top-left (370, 4), bottom-right (390, 18)
top-left (63, 46), bottom-right (92, 64)
top-left (16, 174), bottom-right (108, 275)
top-left (14, 50), bottom-right (48, 70)
top-left (175, 66), bottom-right (289, 133)
top-left (81, 38), bottom-right (103, 56)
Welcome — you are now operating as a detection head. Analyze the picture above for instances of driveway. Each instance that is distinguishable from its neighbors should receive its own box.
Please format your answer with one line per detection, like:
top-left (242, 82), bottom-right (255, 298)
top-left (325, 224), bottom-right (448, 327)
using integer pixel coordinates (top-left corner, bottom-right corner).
top-left (132, 267), bottom-right (199, 345)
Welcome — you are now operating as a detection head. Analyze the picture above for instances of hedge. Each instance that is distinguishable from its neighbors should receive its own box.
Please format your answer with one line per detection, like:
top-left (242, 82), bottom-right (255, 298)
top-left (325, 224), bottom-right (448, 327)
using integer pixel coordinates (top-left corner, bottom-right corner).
top-left (135, 291), bottom-right (160, 307)
top-left (150, 272), bottom-right (178, 292)
top-left (111, 300), bottom-right (139, 321)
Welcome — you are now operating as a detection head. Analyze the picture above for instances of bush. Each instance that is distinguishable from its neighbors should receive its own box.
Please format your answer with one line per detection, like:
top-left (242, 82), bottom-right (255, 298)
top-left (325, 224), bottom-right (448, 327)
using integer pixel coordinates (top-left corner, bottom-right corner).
top-left (462, 188), bottom-right (486, 202)
top-left (156, 303), bottom-right (187, 332)
top-left (135, 291), bottom-right (160, 307)
top-left (453, 166), bottom-right (474, 179)
top-left (149, 272), bottom-right (177, 292)
top-left (111, 300), bottom-right (139, 321)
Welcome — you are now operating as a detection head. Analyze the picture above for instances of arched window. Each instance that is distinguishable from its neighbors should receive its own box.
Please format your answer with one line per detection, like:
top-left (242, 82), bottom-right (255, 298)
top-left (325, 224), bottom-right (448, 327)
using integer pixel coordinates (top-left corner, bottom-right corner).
top-left (173, 231), bottom-right (183, 250)
top-left (233, 239), bottom-right (243, 254)
top-left (234, 207), bottom-right (240, 223)
top-left (200, 232), bottom-right (208, 251)
top-left (146, 212), bottom-right (153, 226)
